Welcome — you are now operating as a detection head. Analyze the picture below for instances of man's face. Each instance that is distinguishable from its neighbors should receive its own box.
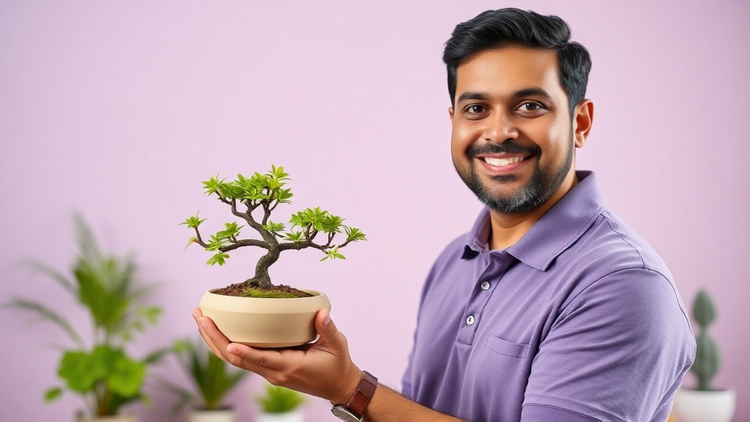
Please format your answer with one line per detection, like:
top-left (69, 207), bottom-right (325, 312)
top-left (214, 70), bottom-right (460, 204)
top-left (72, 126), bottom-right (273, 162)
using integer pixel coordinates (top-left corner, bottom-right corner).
top-left (450, 46), bottom-right (576, 214)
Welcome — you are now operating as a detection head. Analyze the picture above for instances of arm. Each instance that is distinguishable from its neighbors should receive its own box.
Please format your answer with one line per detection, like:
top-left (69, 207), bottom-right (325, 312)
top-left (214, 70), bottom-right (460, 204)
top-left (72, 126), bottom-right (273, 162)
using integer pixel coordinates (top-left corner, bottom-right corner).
top-left (522, 269), bottom-right (695, 421)
top-left (192, 308), bottom-right (465, 422)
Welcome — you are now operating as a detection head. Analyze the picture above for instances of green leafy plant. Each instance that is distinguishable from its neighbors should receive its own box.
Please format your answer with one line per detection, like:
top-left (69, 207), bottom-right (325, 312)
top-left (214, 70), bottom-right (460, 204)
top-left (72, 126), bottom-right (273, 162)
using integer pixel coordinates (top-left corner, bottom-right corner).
top-left (256, 384), bottom-right (305, 414)
top-left (4, 216), bottom-right (167, 418)
top-left (181, 165), bottom-right (366, 296)
top-left (159, 339), bottom-right (249, 413)
top-left (690, 289), bottom-right (721, 391)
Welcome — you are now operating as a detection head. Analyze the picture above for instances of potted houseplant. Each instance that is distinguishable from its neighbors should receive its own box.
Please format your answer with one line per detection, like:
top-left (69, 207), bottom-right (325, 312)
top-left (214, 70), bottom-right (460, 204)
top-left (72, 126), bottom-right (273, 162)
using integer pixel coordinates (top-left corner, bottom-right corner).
top-left (255, 384), bottom-right (305, 422)
top-left (673, 289), bottom-right (736, 422)
top-left (3, 216), bottom-right (167, 422)
top-left (159, 339), bottom-right (250, 422)
top-left (181, 165), bottom-right (366, 347)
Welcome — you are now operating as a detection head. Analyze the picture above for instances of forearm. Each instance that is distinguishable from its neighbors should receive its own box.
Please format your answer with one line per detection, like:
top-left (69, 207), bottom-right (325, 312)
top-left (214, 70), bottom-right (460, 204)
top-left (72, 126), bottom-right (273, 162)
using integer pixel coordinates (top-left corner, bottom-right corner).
top-left (193, 309), bottom-right (463, 421)
top-left (363, 383), bottom-right (465, 422)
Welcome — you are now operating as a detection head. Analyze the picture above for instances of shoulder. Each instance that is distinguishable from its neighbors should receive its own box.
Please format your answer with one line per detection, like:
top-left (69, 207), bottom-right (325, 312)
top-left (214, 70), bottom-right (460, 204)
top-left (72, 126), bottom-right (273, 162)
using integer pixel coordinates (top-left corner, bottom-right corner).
top-left (567, 207), bottom-right (673, 282)
top-left (551, 207), bottom-right (692, 339)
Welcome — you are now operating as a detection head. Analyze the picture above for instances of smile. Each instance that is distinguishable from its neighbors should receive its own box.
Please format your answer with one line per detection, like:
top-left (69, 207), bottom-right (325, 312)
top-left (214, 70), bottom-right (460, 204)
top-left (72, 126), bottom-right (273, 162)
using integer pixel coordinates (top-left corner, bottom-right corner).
top-left (482, 156), bottom-right (524, 167)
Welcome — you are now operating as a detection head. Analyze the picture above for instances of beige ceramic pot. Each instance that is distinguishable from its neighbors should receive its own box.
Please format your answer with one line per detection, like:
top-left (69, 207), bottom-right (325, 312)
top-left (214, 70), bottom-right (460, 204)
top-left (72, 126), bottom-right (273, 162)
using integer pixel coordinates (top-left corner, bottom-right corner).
top-left (77, 415), bottom-right (136, 422)
top-left (188, 409), bottom-right (236, 422)
top-left (200, 289), bottom-right (331, 348)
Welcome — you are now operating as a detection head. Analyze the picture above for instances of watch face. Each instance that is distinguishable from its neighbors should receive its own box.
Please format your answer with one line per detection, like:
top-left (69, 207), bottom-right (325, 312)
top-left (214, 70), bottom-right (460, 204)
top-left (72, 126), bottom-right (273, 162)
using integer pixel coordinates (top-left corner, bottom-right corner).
top-left (331, 405), bottom-right (362, 422)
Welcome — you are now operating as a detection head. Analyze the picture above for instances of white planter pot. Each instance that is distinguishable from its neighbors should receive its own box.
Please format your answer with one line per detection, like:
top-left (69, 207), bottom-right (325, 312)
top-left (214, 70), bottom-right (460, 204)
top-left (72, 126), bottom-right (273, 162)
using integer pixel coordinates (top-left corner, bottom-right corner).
top-left (77, 415), bottom-right (136, 422)
top-left (188, 409), bottom-right (236, 422)
top-left (673, 388), bottom-right (736, 422)
top-left (255, 410), bottom-right (303, 422)
top-left (200, 289), bottom-right (330, 348)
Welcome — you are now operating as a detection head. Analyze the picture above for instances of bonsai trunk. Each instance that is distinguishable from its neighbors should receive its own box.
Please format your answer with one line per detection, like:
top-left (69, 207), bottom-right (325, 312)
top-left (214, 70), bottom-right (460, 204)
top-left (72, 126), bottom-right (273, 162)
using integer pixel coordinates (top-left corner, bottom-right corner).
top-left (245, 248), bottom-right (280, 290)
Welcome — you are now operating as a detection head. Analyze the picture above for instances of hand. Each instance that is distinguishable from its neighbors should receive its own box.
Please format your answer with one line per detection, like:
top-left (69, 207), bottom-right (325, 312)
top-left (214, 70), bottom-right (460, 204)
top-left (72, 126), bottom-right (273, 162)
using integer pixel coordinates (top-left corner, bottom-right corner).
top-left (192, 307), bottom-right (363, 404)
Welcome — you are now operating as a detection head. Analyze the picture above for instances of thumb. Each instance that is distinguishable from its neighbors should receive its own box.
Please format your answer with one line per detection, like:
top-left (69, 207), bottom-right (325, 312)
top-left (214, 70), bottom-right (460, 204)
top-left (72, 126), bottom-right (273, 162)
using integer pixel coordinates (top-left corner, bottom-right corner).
top-left (315, 308), bottom-right (340, 340)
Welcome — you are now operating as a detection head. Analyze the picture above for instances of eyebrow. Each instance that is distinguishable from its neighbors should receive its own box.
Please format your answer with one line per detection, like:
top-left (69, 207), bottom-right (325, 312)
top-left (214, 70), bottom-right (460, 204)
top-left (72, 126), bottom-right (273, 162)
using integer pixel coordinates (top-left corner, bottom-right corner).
top-left (456, 88), bottom-right (553, 104)
top-left (456, 92), bottom-right (488, 104)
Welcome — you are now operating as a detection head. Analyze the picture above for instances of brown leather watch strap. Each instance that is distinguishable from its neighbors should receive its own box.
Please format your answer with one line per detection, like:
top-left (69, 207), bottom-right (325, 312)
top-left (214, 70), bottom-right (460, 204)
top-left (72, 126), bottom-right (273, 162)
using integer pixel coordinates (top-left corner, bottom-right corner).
top-left (346, 371), bottom-right (378, 418)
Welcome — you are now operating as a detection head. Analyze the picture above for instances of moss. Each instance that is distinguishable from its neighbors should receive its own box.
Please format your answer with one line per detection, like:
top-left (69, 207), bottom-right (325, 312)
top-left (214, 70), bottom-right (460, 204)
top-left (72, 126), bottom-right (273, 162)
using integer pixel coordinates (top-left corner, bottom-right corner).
top-left (241, 288), bottom-right (300, 299)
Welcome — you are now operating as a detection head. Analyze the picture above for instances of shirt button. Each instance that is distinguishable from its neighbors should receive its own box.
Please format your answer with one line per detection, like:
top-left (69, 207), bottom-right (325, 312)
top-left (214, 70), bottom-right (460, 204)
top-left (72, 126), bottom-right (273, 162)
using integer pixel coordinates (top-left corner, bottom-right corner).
top-left (480, 281), bottom-right (491, 290)
top-left (466, 315), bottom-right (476, 326)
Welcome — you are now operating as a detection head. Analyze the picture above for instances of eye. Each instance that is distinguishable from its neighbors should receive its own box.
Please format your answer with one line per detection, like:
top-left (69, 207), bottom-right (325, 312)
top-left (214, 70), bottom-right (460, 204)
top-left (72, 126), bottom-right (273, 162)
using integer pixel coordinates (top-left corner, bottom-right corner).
top-left (463, 104), bottom-right (488, 117)
top-left (515, 101), bottom-right (547, 116)
top-left (518, 102), bottom-right (543, 111)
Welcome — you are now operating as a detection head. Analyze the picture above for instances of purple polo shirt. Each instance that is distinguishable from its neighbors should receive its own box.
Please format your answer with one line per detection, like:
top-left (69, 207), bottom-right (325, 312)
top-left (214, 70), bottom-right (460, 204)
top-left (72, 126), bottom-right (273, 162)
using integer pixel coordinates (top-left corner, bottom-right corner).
top-left (402, 171), bottom-right (695, 422)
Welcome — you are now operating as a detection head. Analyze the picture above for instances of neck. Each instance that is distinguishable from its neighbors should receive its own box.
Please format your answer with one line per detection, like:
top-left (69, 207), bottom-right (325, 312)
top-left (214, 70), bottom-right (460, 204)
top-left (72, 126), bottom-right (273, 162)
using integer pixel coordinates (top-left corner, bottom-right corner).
top-left (488, 171), bottom-right (579, 250)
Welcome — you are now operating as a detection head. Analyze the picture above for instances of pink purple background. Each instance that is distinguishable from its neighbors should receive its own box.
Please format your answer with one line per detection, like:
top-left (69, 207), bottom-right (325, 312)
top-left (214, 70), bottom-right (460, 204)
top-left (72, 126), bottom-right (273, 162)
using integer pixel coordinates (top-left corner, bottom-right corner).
top-left (2, 1), bottom-right (748, 421)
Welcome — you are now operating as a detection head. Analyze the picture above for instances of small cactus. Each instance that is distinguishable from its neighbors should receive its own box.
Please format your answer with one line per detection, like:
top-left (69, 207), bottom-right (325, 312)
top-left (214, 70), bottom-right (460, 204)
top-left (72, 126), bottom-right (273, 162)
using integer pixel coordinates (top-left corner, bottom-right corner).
top-left (690, 289), bottom-right (720, 391)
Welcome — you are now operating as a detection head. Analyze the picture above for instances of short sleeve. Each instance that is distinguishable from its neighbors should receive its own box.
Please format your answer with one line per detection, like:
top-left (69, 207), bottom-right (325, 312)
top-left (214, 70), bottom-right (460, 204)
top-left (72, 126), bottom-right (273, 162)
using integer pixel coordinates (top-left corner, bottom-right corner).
top-left (521, 268), bottom-right (695, 422)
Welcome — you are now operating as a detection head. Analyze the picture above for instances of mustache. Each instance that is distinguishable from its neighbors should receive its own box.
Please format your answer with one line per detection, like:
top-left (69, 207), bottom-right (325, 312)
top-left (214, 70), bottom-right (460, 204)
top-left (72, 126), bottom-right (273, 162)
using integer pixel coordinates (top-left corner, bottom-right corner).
top-left (466, 141), bottom-right (541, 158)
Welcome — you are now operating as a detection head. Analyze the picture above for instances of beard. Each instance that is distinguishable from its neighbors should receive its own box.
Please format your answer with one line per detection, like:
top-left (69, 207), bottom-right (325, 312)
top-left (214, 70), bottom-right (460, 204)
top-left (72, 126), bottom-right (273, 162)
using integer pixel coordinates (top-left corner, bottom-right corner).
top-left (454, 134), bottom-right (574, 214)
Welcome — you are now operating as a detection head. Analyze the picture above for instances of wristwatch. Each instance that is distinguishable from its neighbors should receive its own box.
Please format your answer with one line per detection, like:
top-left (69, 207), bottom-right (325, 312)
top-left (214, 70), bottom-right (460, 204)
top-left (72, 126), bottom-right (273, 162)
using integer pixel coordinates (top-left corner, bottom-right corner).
top-left (331, 371), bottom-right (378, 422)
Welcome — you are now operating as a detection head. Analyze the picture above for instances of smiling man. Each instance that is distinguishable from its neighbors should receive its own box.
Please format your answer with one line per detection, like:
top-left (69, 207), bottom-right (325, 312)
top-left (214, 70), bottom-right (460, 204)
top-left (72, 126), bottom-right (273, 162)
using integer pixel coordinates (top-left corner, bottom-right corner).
top-left (194, 8), bottom-right (695, 422)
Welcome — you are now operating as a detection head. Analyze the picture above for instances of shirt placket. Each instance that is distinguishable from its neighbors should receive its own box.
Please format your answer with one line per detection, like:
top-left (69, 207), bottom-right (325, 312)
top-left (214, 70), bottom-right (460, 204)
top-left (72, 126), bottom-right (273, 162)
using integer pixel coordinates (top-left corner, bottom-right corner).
top-left (457, 250), bottom-right (512, 345)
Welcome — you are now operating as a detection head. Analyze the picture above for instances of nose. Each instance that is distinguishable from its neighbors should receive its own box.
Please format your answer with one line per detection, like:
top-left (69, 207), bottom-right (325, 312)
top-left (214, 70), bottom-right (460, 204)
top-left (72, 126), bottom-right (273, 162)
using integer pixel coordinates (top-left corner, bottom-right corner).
top-left (483, 110), bottom-right (518, 143)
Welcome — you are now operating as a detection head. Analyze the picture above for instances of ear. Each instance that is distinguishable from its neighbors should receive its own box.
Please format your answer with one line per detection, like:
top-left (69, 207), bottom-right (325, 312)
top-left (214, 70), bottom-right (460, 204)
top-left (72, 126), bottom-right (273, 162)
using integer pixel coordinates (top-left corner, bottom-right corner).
top-left (448, 106), bottom-right (454, 120)
top-left (572, 100), bottom-right (594, 148)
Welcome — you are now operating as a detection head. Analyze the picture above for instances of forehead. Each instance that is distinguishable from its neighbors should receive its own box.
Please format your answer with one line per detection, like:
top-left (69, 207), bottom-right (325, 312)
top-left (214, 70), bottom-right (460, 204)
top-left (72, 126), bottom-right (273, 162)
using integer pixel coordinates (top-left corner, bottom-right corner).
top-left (455, 46), bottom-right (564, 101)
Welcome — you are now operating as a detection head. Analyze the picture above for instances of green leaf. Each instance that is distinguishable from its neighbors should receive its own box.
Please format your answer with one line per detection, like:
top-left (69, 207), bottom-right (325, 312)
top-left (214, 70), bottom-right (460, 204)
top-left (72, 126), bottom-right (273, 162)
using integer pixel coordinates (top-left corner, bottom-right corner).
top-left (202, 175), bottom-right (225, 196)
top-left (185, 237), bottom-right (197, 249)
top-left (290, 207), bottom-right (328, 231)
top-left (205, 234), bottom-right (229, 251)
top-left (137, 306), bottom-right (162, 325)
top-left (58, 350), bottom-right (103, 393)
top-left (320, 214), bottom-right (344, 233)
top-left (3, 298), bottom-right (84, 349)
top-left (108, 352), bottom-right (146, 397)
top-left (142, 346), bottom-right (172, 365)
top-left (320, 246), bottom-right (346, 261)
top-left (263, 221), bottom-right (285, 234)
top-left (44, 387), bottom-right (63, 402)
top-left (283, 231), bottom-right (304, 242)
top-left (180, 212), bottom-right (206, 229)
top-left (160, 339), bottom-right (248, 411)
top-left (206, 252), bottom-right (229, 266)
top-left (257, 384), bottom-right (304, 413)
top-left (216, 222), bottom-right (242, 239)
top-left (275, 187), bottom-right (293, 204)
top-left (217, 182), bottom-right (243, 200)
top-left (19, 259), bottom-right (77, 295)
top-left (344, 226), bottom-right (367, 242)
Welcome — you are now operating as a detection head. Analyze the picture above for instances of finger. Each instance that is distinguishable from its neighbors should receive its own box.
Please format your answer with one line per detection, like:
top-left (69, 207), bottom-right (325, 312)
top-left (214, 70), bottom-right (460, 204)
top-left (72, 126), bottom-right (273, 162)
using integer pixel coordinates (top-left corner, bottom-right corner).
top-left (192, 309), bottom-right (225, 360)
top-left (198, 315), bottom-right (233, 360)
top-left (198, 323), bottom-right (226, 361)
top-left (226, 342), bottom-right (289, 372)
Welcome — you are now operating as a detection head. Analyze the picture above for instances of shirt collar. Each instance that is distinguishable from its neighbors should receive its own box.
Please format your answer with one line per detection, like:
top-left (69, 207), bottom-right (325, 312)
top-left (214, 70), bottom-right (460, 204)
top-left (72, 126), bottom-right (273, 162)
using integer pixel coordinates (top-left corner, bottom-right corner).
top-left (462, 171), bottom-right (605, 271)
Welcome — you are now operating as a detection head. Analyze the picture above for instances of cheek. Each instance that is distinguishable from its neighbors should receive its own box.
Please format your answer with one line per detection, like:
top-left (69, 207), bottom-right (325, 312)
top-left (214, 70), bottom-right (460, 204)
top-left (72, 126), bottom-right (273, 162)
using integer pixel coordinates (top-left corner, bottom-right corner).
top-left (535, 120), bottom-right (570, 159)
top-left (451, 124), bottom-right (479, 155)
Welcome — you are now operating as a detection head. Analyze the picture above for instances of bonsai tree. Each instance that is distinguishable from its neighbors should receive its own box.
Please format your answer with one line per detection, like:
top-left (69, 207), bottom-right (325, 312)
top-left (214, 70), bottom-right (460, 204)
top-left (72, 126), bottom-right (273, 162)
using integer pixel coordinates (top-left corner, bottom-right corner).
top-left (4, 216), bottom-right (167, 418)
top-left (182, 165), bottom-right (366, 297)
top-left (690, 289), bottom-right (720, 390)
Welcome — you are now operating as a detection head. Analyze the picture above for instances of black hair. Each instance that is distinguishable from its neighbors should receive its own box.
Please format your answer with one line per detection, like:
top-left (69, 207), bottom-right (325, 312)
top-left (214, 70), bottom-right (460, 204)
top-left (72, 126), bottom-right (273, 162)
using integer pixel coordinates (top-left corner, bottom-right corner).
top-left (443, 8), bottom-right (591, 116)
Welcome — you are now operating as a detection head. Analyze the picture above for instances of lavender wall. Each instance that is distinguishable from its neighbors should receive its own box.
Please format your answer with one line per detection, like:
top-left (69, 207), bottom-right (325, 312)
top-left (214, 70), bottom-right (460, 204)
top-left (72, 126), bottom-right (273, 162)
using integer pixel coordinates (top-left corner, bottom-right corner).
top-left (2, 1), bottom-right (748, 421)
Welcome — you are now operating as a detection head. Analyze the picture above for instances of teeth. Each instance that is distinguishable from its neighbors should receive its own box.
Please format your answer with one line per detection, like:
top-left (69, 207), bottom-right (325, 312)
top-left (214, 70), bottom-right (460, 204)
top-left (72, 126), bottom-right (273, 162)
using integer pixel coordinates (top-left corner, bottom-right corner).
top-left (484, 156), bottom-right (522, 166)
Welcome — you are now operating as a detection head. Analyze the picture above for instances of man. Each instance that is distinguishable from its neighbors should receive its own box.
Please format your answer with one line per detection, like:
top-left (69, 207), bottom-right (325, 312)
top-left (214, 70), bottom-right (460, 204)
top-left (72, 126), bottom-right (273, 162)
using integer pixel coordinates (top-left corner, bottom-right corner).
top-left (194, 8), bottom-right (695, 422)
